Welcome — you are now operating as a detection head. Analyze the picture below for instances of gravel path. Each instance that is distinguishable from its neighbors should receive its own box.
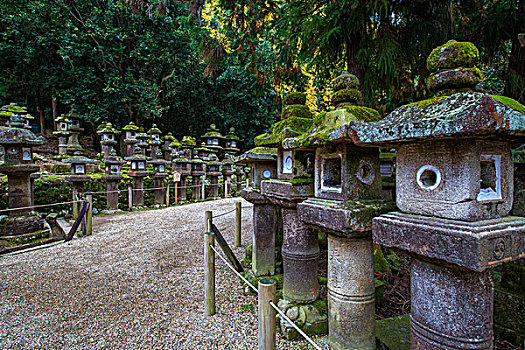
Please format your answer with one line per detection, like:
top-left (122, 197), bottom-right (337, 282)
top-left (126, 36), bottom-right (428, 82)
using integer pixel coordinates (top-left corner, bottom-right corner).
top-left (0, 198), bottom-right (325, 349)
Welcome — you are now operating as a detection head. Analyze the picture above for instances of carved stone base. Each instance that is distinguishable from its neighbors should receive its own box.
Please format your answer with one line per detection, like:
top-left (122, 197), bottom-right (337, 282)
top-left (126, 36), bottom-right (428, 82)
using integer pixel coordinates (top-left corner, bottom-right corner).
top-left (277, 299), bottom-right (327, 340)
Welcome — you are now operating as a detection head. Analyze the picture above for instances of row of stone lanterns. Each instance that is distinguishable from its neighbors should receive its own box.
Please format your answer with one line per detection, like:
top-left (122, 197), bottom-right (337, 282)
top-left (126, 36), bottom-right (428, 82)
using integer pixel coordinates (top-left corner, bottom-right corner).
top-left (245, 40), bottom-right (525, 350)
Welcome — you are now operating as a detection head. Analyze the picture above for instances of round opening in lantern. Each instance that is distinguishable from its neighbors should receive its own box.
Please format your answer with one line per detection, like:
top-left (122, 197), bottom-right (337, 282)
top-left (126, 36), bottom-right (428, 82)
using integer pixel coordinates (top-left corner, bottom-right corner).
top-left (356, 160), bottom-right (375, 185)
top-left (417, 165), bottom-right (441, 191)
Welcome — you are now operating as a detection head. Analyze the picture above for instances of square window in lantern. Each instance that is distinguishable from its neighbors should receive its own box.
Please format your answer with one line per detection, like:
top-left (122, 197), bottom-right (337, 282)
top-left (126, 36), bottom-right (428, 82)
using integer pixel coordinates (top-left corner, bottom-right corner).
top-left (75, 165), bottom-right (85, 174)
top-left (321, 156), bottom-right (342, 191)
top-left (131, 162), bottom-right (137, 170)
top-left (111, 165), bottom-right (119, 173)
top-left (138, 162), bottom-right (145, 170)
top-left (231, 141), bottom-right (236, 147)
top-left (22, 148), bottom-right (32, 161)
top-left (477, 154), bottom-right (502, 202)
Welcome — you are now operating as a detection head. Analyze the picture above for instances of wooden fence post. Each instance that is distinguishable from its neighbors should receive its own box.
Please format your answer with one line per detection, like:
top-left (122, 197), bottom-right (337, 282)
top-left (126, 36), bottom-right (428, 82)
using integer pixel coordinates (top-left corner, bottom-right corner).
top-left (165, 182), bottom-right (170, 207)
top-left (235, 201), bottom-right (242, 247)
top-left (204, 230), bottom-right (215, 316)
top-left (258, 278), bottom-right (276, 350)
top-left (86, 194), bottom-right (93, 236)
top-left (72, 189), bottom-right (79, 219)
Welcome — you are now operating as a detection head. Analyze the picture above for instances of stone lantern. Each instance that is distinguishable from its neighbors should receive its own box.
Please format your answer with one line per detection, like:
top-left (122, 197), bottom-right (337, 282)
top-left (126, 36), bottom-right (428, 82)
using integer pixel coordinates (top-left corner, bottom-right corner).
top-left (223, 127), bottom-right (242, 159)
top-left (201, 124), bottom-right (224, 158)
top-left (195, 142), bottom-right (214, 161)
top-left (126, 145), bottom-right (149, 207)
top-left (2, 103), bottom-right (31, 130)
top-left (288, 72), bottom-right (393, 349)
top-left (122, 122), bottom-right (139, 157)
top-left (0, 114), bottom-right (44, 228)
top-left (237, 147), bottom-right (278, 276)
top-left (206, 158), bottom-right (223, 198)
top-left (150, 158), bottom-right (169, 206)
top-left (136, 129), bottom-right (149, 157)
top-left (350, 40), bottom-right (525, 349)
top-left (97, 122), bottom-right (120, 157)
top-left (147, 124), bottom-right (162, 160)
top-left (180, 136), bottom-right (196, 160)
top-left (101, 149), bottom-right (125, 211)
top-left (53, 114), bottom-right (71, 156)
top-left (172, 151), bottom-right (192, 202)
top-left (255, 91), bottom-right (323, 337)
top-left (64, 151), bottom-right (94, 216)
top-left (0, 105), bottom-right (10, 128)
top-left (162, 132), bottom-right (178, 161)
top-left (189, 153), bottom-right (206, 201)
top-left (65, 107), bottom-right (85, 155)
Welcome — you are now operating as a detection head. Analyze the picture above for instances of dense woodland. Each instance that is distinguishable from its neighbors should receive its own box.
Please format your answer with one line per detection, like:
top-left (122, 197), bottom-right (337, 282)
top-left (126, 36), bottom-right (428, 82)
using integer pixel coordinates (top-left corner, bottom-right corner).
top-left (0, 0), bottom-right (523, 146)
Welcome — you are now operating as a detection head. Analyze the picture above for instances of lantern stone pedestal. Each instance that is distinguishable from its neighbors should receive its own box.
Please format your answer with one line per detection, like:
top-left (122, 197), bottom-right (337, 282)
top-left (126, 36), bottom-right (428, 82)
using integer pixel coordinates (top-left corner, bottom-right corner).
top-left (190, 159), bottom-right (205, 201)
top-left (221, 161), bottom-right (234, 198)
top-left (173, 158), bottom-right (191, 202)
top-left (153, 174), bottom-right (168, 206)
top-left (206, 162), bottom-right (222, 198)
top-left (102, 174), bottom-right (122, 210)
top-left (241, 188), bottom-right (278, 276)
top-left (235, 166), bottom-right (244, 193)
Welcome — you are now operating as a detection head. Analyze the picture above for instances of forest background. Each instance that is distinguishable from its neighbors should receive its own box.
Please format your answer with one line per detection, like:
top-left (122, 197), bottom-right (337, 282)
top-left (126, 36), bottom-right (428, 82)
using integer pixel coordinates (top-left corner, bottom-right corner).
top-left (0, 0), bottom-right (523, 147)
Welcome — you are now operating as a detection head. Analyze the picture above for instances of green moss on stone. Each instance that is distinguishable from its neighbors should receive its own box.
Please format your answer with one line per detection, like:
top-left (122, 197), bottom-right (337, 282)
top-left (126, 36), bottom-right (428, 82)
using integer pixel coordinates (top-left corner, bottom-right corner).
top-left (332, 89), bottom-right (362, 105)
top-left (281, 104), bottom-right (311, 120)
top-left (427, 40), bottom-right (479, 73)
top-left (122, 122), bottom-right (139, 131)
top-left (404, 94), bottom-right (450, 109)
top-left (491, 95), bottom-right (525, 113)
top-left (254, 116), bottom-right (314, 146)
top-left (284, 92), bottom-right (307, 105)
top-left (249, 147), bottom-right (278, 155)
top-left (332, 71), bottom-right (359, 92)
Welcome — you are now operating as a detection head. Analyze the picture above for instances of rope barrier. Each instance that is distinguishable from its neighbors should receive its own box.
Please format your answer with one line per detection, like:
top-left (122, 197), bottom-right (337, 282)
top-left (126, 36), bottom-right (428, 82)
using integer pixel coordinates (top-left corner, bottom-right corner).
top-left (209, 244), bottom-right (258, 294)
top-left (0, 200), bottom-right (85, 214)
top-left (269, 301), bottom-right (323, 350)
top-left (84, 189), bottom-right (124, 195)
top-left (212, 208), bottom-right (236, 218)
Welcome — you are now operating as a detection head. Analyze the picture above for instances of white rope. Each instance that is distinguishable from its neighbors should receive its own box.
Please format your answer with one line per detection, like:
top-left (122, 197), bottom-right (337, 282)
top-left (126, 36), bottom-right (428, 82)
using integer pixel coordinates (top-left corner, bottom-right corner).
top-left (0, 200), bottom-right (84, 214)
top-left (209, 244), bottom-right (258, 294)
top-left (269, 301), bottom-right (324, 350)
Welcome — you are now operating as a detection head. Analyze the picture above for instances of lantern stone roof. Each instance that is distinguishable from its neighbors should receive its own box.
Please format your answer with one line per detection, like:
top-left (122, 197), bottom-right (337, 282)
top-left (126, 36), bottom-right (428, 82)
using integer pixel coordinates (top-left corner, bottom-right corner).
top-left (181, 136), bottom-right (196, 147)
top-left (163, 132), bottom-right (177, 142)
top-left (63, 152), bottom-right (94, 164)
top-left (122, 122), bottom-right (139, 131)
top-left (282, 71), bottom-right (381, 149)
top-left (0, 116), bottom-right (45, 146)
top-left (224, 127), bottom-right (242, 141)
top-left (169, 140), bottom-right (182, 148)
top-left (201, 124), bottom-right (225, 139)
top-left (97, 123), bottom-right (120, 135)
top-left (349, 92), bottom-right (525, 146)
top-left (147, 124), bottom-right (162, 135)
top-left (235, 147), bottom-right (277, 164)
top-left (55, 114), bottom-right (71, 123)
top-left (255, 90), bottom-right (314, 147)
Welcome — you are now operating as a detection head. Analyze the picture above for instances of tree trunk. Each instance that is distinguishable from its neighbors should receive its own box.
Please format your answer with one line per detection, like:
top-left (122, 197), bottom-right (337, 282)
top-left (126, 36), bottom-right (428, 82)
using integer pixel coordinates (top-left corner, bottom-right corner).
top-left (504, 36), bottom-right (525, 104)
top-left (37, 106), bottom-right (45, 135)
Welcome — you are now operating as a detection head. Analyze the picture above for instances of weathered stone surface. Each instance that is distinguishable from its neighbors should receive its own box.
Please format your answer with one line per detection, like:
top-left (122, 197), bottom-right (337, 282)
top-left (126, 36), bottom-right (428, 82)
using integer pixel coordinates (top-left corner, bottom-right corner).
top-left (396, 140), bottom-right (513, 221)
top-left (277, 299), bottom-right (327, 339)
top-left (132, 177), bottom-right (144, 206)
top-left (426, 40), bottom-right (479, 73)
top-left (427, 67), bottom-right (482, 92)
top-left (261, 179), bottom-right (313, 208)
top-left (327, 235), bottom-right (375, 350)
top-left (0, 214), bottom-right (45, 236)
top-left (154, 175), bottom-right (167, 205)
top-left (410, 260), bottom-right (493, 350)
top-left (332, 71), bottom-right (359, 92)
top-left (349, 92), bottom-right (525, 146)
top-left (284, 92), bottom-right (307, 105)
top-left (373, 212), bottom-right (525, 272)
top-left (281, 207), bottom-right (319, 302)
top-left (375, 314), bottom-right (411, 350)
top-left (104, 179), bottom-right (121, 210)
top-left (298, 197), bottom-right (396, 237)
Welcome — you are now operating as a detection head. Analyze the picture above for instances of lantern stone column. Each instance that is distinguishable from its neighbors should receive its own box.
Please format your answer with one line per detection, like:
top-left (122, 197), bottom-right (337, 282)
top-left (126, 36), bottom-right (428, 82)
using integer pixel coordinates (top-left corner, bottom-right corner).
top-left (126, 146), bottom-right (148, 207)
top-left (101, 150), bottom-right (124, 210)
top-left (351, 40), bottom-right (525, 350)
top-left (221, 160), bottom-right (234, 198)
top-left (150, 159), bottom-right (169, 206)
top-left (190, 157), bottom-right (205, 201)
top-left (206, 161), bottom-right (222, 198)
top-left (64, 152), bottom-right (94, 217)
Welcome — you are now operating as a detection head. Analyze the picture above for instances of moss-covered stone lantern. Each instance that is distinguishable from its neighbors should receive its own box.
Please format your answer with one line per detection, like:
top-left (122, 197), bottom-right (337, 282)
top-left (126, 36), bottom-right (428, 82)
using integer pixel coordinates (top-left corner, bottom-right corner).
top-left (64, 151), bottom-right (94, 215)
top-left (53, 114), bottom-right (71, 156)
top-left (223, 127), bottom-right (242, 158)
top-left (126, 145), bottom-right (149, 207)
top-left (180, 136), bottom-right (196, 160)
top-left (288, 72), bottom-right (393, 349)
top-left (101, 149), bottom-right (125, 210)
top-left (201, 124), bottom-right (224, 155)
top-left (0, 105), bottom-right (10, 128)
top-left (195, 142), bottom-right (214, 161)
top-left (189, 153), bottom-right (206, 201)
top-left (206, 159), bottom-right (223, 198)
top-left (65, 107), bottom-right (84, 155)
top-left (255, 90), bottom-right (321, 337)
top-left (237, 147), bottom-right (278, 276)
top-left (0, 114), bottom-right (44, 219)
top-left (162, 132), bottom-right (177, 161)
top-left (97, 122), bottom-right (120, 157)
top-left (350, 40), bottom-right (525, 350)
top-left (122, 122), bottom-right (139, 157)
top-left (2, 103), bottom-right (32, 130)
top-left (221, 158), bottom-right (235, 197)
top-left (147, 124), bottom-right (162, 160)
top-left (149, 158), bottom-right (169, 206)
top-left (136, 128), bottom-right (150, 157)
